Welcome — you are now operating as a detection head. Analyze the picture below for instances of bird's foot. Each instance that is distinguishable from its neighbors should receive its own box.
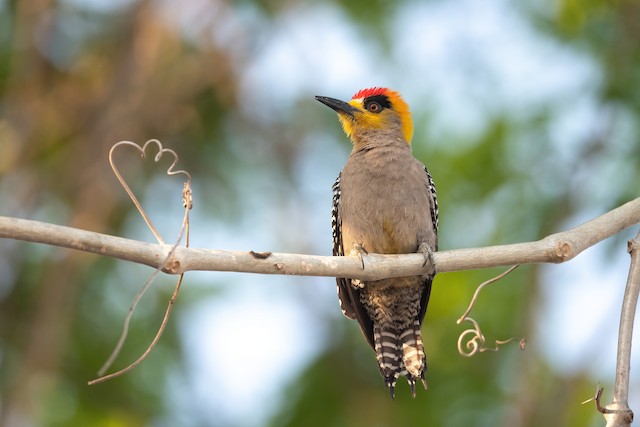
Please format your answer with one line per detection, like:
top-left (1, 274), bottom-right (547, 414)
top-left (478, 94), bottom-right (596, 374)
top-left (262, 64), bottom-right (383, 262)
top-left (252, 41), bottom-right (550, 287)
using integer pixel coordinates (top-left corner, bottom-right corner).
top-left (350, 244), bottom-right (368, 270)
top-left (351, 279), bottom-right (365, 289)
top-left (418, 242), bottom-right (436, 277)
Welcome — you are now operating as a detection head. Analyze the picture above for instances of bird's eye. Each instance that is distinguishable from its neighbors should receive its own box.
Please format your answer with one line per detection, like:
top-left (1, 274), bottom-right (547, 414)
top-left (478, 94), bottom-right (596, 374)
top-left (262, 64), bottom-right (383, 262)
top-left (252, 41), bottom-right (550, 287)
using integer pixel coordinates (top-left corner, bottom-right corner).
top-left (367, 102), bottom-right (382, 113)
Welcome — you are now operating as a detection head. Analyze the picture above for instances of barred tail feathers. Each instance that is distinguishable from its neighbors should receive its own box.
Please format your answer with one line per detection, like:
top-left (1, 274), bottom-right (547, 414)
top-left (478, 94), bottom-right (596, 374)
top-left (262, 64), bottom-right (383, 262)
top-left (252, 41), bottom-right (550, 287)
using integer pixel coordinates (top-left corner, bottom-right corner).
top-left (373, 325), bottom-right (402, 398)
top-left (400, 320), bottom-right (428, 395)
top-left (400, 321), bottom-right (425, 376)
top-left (373, 323), bottom-right (427, 398)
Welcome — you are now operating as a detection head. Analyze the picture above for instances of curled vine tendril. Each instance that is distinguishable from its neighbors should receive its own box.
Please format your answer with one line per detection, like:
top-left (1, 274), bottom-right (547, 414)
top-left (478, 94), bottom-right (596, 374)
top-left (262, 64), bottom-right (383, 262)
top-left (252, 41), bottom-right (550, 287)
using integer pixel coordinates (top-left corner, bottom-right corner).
top-left (456, 265), bottom-right (526, 357)
top-left (457, 317), bottom-right (527, 357)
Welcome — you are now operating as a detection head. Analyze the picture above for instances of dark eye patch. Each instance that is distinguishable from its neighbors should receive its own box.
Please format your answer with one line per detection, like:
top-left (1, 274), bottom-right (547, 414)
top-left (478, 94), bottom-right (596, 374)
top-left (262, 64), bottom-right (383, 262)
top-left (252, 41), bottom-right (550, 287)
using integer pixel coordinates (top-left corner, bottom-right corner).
top-left (363, 94), bottom-right (391, 113)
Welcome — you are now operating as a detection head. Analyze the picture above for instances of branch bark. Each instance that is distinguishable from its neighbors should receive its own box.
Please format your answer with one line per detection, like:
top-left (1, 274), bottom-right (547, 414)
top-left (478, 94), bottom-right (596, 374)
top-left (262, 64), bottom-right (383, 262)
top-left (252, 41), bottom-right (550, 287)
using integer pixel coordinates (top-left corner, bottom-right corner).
top-left (604, 231), bottom-right (640, 427)
top-left (0, 196), bottom-right (639, 280)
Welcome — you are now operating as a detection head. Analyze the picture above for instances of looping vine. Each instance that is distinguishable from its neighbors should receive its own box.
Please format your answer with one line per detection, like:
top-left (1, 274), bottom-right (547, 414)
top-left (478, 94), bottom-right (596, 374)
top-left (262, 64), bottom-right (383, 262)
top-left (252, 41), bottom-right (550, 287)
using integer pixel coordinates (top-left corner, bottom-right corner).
top-left (108, 139), bottom-right (192, 244)
top-left (457, 317), bottom-right (527, 357)
top-left (456, 265), bottom-right (526, 357)
top-left (89, 139), bottom-right (193, 385)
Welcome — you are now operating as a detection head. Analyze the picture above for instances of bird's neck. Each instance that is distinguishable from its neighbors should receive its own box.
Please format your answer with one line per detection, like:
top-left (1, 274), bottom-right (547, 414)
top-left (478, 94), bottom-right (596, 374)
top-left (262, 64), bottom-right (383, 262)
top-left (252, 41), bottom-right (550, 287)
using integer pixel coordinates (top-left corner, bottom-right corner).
top-left (350, 129), bottom-right (411, 154)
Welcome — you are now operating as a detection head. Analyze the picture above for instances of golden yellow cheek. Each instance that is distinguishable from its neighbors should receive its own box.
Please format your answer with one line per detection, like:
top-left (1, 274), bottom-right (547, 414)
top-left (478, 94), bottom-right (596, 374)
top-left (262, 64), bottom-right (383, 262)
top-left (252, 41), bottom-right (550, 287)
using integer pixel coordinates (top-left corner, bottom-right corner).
top-left (338, 114), bottom-right (354, 137)
top-left (360, 113), bottom-right (385, 129)
top-left (338, 112), bottom-right (385, 138)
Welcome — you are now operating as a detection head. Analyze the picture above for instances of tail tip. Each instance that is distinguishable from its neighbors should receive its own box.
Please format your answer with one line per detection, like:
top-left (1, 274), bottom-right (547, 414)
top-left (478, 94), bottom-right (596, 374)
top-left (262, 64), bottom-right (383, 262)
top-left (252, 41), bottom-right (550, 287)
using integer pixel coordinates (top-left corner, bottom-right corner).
top-left (408, 378), bottom-right (416, 398)
top-left (405, 373), bottom-right (425, 398)
top-left (387, 373), bottom-right (428, 399)
top-left (385, 376), bottom-right (397, 400)
top-left (420, 370), bottom-right (428, 390)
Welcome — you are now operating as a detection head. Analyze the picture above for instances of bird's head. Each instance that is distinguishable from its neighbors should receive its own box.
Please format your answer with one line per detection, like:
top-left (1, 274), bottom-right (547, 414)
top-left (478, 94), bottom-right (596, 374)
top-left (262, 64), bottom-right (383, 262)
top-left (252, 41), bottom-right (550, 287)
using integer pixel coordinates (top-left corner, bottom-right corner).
top-left (315, 87), bottom-right (413, 146)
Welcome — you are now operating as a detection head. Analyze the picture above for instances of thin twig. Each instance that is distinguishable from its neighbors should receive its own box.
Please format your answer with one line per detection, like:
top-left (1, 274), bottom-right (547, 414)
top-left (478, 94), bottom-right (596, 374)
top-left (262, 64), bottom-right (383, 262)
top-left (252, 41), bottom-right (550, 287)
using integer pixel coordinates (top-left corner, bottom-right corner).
top-left (582, 385), bottom-right (606, 412)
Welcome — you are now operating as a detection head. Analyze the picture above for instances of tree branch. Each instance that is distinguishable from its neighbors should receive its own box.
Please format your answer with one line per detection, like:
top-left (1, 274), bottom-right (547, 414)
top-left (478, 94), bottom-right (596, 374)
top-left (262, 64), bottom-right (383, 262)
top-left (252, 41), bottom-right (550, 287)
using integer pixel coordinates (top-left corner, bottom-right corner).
top-left (0, 196), bottom-right (639, 280)
top-left (603, 230), bottom-right (640, 427)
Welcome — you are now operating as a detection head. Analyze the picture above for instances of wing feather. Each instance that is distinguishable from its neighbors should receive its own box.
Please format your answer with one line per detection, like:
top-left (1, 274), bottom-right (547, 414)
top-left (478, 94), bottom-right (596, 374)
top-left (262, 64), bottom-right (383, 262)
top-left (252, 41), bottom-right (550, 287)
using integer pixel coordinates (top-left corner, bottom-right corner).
top-left (332, 174), bottom-right (357, 320)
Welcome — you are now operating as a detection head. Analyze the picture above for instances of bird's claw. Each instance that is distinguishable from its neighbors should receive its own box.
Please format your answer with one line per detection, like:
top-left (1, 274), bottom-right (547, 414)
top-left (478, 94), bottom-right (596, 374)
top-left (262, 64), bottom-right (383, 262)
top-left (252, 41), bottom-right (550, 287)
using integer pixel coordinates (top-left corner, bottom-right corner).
top-left (350, 244), bottom-right (368, 270)
top-left (418, 242), bottom-right (435, 277)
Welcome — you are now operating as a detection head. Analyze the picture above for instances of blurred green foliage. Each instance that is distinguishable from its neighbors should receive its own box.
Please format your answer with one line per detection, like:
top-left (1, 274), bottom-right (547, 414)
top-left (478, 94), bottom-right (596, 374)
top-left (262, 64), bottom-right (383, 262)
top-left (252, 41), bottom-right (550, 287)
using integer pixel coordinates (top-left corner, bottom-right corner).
top-left (0, 0), bottom-right (639, 426)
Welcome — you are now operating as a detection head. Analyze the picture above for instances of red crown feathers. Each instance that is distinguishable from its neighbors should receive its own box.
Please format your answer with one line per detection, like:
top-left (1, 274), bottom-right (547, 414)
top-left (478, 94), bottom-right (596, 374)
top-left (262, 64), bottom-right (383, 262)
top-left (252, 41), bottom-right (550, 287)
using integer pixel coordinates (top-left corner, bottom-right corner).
top-left (352, 87), bottom-right (389, 100)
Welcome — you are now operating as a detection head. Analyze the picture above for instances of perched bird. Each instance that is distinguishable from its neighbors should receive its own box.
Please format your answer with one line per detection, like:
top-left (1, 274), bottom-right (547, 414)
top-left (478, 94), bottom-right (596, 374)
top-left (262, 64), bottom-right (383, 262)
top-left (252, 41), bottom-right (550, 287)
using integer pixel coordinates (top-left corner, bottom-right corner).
top-left (316, 87), bottom-right (438, 398)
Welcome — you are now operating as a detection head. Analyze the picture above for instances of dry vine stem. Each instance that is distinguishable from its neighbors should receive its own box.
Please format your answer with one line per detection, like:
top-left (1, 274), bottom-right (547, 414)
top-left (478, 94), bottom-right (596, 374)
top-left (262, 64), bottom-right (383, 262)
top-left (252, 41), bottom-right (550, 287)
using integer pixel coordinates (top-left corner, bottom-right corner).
top-left (456, 265), bottom-right (526, 357)
top-left (89, 140), bottom-right (193, 385)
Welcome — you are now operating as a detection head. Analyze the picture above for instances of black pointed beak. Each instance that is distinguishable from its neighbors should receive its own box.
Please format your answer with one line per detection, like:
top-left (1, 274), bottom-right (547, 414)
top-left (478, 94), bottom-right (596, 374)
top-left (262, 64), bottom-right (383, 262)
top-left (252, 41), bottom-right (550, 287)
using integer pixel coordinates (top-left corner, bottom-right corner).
top-left (315, 96), bottom-right (360, 117)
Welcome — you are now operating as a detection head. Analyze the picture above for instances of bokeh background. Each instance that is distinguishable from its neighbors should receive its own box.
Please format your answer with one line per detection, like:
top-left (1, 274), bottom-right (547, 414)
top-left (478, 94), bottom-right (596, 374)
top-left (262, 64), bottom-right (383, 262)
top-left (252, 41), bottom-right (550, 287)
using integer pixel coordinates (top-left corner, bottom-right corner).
top-left (1, 0), bottom-right (640, 426)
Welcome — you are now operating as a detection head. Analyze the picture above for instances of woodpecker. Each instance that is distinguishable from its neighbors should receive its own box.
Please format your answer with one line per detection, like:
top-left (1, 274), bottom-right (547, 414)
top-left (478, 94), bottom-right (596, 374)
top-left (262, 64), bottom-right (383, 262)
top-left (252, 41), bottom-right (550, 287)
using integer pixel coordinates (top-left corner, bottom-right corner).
top-left (316, 87), bottom-right (438, 398)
